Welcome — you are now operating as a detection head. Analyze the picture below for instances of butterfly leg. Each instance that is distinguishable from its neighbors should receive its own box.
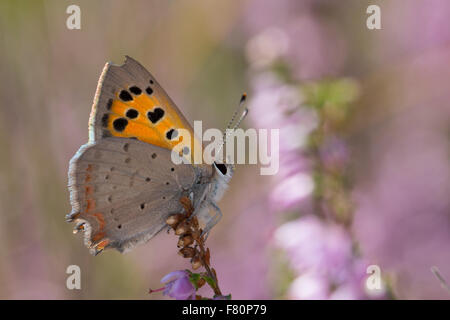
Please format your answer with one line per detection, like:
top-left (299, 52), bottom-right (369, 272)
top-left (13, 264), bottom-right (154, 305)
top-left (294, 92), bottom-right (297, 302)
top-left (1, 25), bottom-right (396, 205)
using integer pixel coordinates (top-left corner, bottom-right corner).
top-left (202, 202), bottom-right (223, 240)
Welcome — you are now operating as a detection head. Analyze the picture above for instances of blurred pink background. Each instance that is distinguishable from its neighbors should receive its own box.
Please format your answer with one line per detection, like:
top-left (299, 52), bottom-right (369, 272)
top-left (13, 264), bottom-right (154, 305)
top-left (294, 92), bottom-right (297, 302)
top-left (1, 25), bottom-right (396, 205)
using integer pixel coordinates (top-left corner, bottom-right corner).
top-left (0, 0), bottom-right (448, 299)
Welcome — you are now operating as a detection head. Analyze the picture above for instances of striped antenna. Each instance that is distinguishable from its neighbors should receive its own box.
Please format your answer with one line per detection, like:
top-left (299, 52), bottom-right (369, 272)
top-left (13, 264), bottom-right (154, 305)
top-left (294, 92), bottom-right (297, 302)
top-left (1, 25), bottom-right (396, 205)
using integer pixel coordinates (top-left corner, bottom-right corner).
top-left (215, 93), bottom-right (249, 163)
top-left (226, 93), bottom-right (247, 129)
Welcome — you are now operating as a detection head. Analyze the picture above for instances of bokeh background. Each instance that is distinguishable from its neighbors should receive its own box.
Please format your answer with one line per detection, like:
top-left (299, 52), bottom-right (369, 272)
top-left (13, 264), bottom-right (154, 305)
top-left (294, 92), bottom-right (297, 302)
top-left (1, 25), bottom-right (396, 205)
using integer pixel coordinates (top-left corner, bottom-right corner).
top-left (0, 0), bottom-right (449, 299)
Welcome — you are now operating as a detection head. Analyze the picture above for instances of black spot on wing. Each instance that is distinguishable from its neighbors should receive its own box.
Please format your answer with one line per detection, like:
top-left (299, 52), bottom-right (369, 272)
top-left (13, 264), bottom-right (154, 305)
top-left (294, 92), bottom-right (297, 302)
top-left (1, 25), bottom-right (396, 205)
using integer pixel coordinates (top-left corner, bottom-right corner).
top-left (113, 118), bottom-right (128, 132)
top-left (126, 109), bottom-right (138, 119)
top-left (119, 90), bottom-right (133, 102)
top-left (129, 86), bottom-right (142, 95)
top-left (106, 98), bottom-right (113, 110)
top-left (101, 114), bottom-right (109, 127)
top-left (147, 108), bottom-right (164, 124)
top-left (146, 86), bottom-right (154, 95)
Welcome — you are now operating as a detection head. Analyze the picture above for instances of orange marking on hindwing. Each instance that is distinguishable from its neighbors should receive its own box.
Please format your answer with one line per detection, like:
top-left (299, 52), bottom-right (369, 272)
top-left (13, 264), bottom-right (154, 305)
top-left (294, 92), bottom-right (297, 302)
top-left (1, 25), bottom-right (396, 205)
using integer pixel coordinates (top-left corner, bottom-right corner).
top-left (82, 164), bottom-right (107, 244)
top-left (90, 213), bottom-right (106, 243)
top-left (85, 185), bottom-right (93, 195)
top-left (84, 165), bottom-right (96, 213)
top-left (95, 239), bottom-right (110, 251)
top-left (92, 232), bottom-right (106, 242)
top-left (92, 212), bottom-right (105, 230)
top-left (86, 199), bottom-right (95, 212)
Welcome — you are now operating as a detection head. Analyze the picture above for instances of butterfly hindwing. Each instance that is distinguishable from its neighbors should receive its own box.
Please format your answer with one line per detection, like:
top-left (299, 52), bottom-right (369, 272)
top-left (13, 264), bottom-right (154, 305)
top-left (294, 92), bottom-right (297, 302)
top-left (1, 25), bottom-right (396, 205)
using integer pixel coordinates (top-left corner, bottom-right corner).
top-left (67, 137), bottom-right (201, 254)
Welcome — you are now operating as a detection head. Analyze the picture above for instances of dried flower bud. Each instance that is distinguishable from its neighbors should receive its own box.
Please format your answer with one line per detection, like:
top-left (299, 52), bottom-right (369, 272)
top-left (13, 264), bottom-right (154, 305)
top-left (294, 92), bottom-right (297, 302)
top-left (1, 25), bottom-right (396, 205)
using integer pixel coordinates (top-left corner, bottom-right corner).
top-left (180, 196), bottom-right (194, 215)
top-left (191, 230), bottom-right (201, 242)
top-left (178, 235), bottom-right (194, 247)
top-left (175, 221), bottom-right (190, 235)
top-left (191, 256), bottom-right (202, 270)
top-left (166, 214), bottom-right (184, 227)
top-left (190, 216), bottom-right (199, 228)
top-left (178, 247), bottom-right (196, 258)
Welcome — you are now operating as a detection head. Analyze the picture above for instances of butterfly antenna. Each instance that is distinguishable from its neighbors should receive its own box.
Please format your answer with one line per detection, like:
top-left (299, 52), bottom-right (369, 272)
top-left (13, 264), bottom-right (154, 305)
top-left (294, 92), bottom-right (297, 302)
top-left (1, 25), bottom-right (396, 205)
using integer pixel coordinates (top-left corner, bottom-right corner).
top-left (216, 93), bottom-right (249, 163)
top-left (226, 93), bottom-right (247, 130)
top-left (232, 106), bottom-right (248, 130)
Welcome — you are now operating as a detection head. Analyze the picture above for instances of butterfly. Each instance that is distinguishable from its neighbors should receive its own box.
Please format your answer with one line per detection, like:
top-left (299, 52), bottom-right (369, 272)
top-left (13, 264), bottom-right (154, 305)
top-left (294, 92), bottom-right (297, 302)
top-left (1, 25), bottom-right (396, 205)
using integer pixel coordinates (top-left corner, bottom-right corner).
top-left (67, 56), bottom-right (246, 255)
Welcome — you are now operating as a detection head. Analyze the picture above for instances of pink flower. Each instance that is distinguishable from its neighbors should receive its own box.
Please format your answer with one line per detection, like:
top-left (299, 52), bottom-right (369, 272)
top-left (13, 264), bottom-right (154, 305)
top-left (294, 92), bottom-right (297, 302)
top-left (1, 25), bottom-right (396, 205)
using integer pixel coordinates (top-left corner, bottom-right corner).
top-left (288, 272), bottom-right (329, 300)
top-left (274, 216), bottom-right (371, 299)
top-left (274, 216), bottom-right (353, 276)
top-left (319, 136), bottom-right (349, 170)
top-left (160, 270), bottom-right (195, 300)
top-left (270, 173), bottom-right (314, 210)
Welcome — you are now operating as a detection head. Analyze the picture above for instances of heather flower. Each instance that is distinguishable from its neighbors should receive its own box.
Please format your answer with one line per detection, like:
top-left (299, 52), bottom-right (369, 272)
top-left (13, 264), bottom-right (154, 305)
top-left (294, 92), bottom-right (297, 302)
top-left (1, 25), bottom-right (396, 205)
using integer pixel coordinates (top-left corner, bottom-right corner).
top-left (248, 73), bottom-right (303, 130)
top-left (270, 173), bottom-right (314, 211)
top-left (244, 0), bottom-right (347, 80)
top-left (160, 270), bottom-right (195, 300)
top-left (244, 0), bottom-right (373, 300)
top-left (319, 136), bottom-right (350, 170)
top-left (245, 27), bottom-right (289, 70)
top-left (274, 216), bottom-right (370, 299)
top-left (274, 216), bottom-right (352, 277)
top-left (248, 73), bottom-right (318, 211)
top-left (288, 272), bottom-right (329, 300)
top-left (283, 14), bottom-right (347, 80)
top-left (213, 294), bottom-right (232, 300)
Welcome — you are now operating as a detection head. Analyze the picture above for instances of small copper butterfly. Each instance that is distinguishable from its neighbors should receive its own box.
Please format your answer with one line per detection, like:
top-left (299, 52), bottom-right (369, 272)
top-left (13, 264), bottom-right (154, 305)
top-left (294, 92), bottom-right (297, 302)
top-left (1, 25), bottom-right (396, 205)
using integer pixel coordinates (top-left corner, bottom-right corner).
top-left (67, 56), bottom-right (240, 255)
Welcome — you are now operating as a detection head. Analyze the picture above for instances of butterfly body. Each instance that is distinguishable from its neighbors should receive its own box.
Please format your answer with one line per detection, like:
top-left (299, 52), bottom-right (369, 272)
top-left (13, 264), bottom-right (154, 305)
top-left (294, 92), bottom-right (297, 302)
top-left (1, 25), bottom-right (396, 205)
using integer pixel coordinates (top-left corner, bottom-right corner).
top-left (67, 57), bottom-right (232, 254)
top-left (194, 162), bottom-right (234, 230)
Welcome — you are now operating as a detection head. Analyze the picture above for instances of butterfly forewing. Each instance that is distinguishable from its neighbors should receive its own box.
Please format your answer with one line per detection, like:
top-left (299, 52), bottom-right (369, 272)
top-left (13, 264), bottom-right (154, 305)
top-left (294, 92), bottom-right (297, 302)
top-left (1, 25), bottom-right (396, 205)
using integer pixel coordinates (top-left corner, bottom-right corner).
top-left (89, 56), bottom-right (199, 164)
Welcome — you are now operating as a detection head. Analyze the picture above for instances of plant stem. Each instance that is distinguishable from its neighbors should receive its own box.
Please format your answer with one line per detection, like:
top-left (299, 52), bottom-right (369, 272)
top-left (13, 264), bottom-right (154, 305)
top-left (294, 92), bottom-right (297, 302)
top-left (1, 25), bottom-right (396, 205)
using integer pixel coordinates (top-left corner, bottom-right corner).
top-left (177, 197), bottom-right (223, 297)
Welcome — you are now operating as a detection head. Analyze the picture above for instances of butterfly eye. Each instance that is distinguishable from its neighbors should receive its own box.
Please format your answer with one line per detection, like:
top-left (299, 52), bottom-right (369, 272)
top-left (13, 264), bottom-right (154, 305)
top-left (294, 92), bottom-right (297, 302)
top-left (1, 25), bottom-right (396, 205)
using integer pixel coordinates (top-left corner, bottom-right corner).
top-left (214, 162), bottom-right (227, 175)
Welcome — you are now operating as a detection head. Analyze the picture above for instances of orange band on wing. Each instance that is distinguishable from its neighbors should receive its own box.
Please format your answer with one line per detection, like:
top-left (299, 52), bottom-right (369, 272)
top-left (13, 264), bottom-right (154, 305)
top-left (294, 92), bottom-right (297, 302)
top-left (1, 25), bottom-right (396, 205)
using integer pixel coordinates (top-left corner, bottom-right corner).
top-left (104, 90), bottom-right (200, 163)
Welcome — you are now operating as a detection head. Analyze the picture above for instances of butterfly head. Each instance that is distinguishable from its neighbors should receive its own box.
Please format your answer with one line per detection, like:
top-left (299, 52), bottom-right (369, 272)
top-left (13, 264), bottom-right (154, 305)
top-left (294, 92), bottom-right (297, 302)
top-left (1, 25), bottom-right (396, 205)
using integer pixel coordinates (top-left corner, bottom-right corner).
top-left (213, 161), bottom-right (234, 182)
